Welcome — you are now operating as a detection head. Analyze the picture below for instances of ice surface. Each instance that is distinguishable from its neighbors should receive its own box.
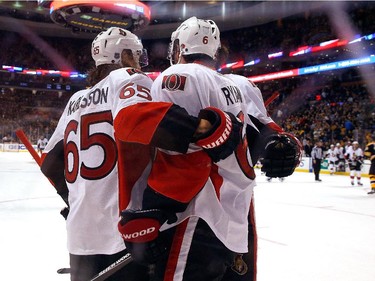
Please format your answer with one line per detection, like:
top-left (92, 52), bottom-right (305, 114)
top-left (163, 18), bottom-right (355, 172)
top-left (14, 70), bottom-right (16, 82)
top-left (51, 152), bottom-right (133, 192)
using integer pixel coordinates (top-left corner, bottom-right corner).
top-left (255, 172), bottom-right (375, 281)
top-left (0, 152), bottom-right (69, 281)
top-left (1, 152), bottom-right (374, 281)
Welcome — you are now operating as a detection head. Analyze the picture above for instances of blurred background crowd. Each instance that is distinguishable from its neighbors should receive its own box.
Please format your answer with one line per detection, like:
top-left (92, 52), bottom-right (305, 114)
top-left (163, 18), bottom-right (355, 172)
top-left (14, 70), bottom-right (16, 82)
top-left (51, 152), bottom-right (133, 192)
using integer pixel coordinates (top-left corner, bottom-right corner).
top-left (1, 1), bottom-right (374, 156)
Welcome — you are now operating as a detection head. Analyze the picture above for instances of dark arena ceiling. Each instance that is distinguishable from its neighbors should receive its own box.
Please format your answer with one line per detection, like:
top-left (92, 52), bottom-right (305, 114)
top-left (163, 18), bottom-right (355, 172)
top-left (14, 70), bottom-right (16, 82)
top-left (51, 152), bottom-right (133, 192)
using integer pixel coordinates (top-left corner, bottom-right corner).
top-left (0, 0), bottom-right (354, 40)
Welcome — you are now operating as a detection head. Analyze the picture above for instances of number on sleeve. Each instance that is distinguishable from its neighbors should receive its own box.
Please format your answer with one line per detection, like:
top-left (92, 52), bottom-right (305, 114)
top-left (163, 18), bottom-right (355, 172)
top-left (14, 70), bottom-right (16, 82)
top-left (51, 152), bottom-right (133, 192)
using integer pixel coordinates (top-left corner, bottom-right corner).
top-left (119, 82), bottom-right (151, 101)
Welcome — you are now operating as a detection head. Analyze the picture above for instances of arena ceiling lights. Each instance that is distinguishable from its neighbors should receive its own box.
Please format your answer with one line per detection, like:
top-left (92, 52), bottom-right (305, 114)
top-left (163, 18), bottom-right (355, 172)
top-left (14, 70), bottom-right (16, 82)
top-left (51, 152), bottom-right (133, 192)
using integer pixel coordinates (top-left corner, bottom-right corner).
top-left (49, 0), bottom-right (151, 32)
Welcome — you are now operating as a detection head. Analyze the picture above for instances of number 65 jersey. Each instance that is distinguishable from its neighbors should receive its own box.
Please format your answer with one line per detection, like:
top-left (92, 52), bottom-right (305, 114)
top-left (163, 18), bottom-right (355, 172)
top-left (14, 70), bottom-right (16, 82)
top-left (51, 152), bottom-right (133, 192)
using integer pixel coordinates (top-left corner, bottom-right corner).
top-left (41, 68), bottom-right (154, 255)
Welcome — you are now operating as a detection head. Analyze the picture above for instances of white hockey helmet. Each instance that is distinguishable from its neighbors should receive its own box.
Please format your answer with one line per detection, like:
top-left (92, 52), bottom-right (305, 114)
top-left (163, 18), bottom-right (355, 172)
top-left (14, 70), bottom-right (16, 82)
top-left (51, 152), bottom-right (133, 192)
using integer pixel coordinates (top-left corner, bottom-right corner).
top-left (91, 27), bottom-right (147, 67)
top-left (168, 16), bottom-right (220, 65)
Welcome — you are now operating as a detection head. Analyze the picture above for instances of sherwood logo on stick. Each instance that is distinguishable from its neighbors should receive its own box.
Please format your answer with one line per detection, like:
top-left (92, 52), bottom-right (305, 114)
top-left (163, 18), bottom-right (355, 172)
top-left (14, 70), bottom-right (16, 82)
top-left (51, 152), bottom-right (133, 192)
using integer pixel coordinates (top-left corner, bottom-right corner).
top-left (99, 253), bottom-right (131, 274)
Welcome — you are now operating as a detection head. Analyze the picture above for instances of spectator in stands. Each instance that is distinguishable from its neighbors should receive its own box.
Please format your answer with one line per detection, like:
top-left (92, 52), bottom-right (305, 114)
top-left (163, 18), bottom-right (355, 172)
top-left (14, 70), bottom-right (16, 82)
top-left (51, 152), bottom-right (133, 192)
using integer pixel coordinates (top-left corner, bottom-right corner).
top-left (304, 138), bottom-right (313, 157)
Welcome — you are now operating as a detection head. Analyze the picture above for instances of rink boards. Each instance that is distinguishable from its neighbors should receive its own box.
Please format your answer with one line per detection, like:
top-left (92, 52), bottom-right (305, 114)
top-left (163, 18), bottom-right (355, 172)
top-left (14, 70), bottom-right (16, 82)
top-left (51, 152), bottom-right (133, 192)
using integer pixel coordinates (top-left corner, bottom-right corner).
top-left (0, 145), bottom-right (371, 176)
top-left (295, 157), bottom-right (371, 176)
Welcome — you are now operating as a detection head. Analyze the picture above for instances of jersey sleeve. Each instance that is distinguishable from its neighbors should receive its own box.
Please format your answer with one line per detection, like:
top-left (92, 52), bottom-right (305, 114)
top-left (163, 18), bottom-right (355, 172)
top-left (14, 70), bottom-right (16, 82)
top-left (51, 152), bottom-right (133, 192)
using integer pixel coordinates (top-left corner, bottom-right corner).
top-left (114, 102), bottom-right (199, 154)
top-left (139, 66), bottom-right (216, 204)
top-left (225, 75), bottom-right (283, 164)
top-left (241, 77), bottom-right (281, 129)
top-left (40, 105), bottom-right (70, 205)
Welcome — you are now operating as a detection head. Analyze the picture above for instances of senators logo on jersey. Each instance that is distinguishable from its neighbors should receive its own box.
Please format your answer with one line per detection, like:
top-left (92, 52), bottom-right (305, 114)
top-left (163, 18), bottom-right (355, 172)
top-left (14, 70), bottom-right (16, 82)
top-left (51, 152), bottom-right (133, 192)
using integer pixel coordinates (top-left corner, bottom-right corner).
top-left (162, 74), bottom-right (187, 91)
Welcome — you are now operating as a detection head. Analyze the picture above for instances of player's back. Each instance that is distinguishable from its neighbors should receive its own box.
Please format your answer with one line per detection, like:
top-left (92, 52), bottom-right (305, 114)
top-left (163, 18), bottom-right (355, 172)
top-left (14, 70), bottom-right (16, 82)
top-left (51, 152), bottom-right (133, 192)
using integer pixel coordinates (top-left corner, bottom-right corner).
top-left (153, 63), bottom-right (243, 116)
top-left (43, 67), bottom-right (153, 255)
top-left (152, 63), bottom-right (255, 253)
top-left (225, 73), bottom-right (274, 125)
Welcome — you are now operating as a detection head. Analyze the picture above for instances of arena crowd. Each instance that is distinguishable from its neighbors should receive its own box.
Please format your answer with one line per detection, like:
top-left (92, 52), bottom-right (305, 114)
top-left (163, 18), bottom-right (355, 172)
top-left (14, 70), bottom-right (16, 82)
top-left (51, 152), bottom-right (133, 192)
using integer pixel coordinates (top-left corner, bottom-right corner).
top-left (1, 1), bottom-right (374, 154)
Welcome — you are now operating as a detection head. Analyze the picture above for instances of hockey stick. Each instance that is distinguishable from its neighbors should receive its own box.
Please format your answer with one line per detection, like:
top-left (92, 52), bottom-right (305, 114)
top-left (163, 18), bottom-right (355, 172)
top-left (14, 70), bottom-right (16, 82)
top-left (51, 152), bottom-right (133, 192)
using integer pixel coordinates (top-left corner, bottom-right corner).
top-left (16, 129), bottom-right (134, 278)
top-left (89, 252), bottom-right (133, 281)
top-left (16, 129), bottom-right (69, 206)
top-left (16, 129), bottom-right (71, 274)
top-left (57, 268), bottom-right (71, 274)
top-left (15, 129), bottom-right (41, 166)
top-left (264, 91), bottom-right (280, 108)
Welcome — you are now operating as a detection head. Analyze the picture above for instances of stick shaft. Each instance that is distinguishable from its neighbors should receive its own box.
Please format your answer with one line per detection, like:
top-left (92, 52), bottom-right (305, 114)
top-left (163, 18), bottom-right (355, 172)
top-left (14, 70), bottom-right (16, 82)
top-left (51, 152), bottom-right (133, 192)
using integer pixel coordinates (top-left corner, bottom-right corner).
top-left (264, 92), bottom-right (280, 108)
top-left (15, 129), bottom-right (41, 166)
top-left (16, 129), bottom-right (69, 207)
top-left (90, 253), bottom-right (133, 281)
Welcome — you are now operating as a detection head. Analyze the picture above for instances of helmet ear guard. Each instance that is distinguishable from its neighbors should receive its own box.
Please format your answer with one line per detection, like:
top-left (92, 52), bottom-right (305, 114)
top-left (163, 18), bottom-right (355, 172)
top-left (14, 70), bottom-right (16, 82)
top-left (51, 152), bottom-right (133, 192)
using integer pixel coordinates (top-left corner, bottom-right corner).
top-left (168, 16), bottom-right (221, 65)
top-left (91, 27), bottom-right (148, 67)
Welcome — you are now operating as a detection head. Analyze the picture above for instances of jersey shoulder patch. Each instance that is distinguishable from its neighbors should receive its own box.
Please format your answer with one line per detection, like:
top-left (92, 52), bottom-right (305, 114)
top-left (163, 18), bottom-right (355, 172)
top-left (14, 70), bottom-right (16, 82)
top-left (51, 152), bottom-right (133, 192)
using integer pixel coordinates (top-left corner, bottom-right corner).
top-left (161, 74), bottom-right (187, 91)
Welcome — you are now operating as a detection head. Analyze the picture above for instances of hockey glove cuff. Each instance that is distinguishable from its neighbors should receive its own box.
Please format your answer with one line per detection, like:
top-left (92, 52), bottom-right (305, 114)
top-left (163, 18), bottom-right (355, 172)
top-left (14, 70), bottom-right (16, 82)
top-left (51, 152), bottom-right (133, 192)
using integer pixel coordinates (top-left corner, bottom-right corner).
top-left (118, 209), bottom-right (168, 264)
top-left (194, 107), bottom-right (243, 162)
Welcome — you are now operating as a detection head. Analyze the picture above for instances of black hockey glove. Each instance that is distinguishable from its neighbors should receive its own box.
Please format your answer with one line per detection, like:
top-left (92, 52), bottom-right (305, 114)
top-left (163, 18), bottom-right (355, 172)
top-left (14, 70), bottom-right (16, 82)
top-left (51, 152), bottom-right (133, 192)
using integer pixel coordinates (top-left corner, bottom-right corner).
top-left (261, 132), bottom-right (302, 177)
top-left (118, 209), bottom-right (173, 265)
top-left (194, 107), bottom-right (243, 163)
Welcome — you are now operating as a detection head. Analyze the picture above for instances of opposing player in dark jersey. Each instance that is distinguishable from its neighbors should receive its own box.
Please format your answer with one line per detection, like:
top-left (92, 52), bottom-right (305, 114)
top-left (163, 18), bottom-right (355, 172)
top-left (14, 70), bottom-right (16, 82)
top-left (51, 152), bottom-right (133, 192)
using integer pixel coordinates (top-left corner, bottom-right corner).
top-left (40, 27), bottom-right (241, 281)
top-left (364, 133), bottom-right (375, 194)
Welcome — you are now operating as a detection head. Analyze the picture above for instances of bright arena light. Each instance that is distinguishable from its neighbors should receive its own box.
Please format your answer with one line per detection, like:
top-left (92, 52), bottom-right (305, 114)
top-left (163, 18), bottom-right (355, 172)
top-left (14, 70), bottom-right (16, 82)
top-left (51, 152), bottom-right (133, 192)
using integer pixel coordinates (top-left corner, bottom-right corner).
top-left (49, 0), bottom-right (151, 32)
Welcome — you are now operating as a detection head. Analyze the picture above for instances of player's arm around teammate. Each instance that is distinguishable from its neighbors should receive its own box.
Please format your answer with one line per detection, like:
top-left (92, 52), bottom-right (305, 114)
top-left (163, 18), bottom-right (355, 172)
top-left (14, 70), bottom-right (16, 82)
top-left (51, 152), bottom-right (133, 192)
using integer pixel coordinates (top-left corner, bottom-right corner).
top-left (40, 27), bottom-right (241, 281)
top-left (118, 17), bottom-right (256, 281)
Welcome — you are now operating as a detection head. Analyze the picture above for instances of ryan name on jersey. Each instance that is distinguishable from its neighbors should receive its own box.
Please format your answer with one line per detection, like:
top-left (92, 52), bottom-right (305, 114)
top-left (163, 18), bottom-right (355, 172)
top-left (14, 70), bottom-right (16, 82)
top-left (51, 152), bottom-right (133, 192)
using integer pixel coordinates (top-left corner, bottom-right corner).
top-left (221, 85), bottom-right (243, 106)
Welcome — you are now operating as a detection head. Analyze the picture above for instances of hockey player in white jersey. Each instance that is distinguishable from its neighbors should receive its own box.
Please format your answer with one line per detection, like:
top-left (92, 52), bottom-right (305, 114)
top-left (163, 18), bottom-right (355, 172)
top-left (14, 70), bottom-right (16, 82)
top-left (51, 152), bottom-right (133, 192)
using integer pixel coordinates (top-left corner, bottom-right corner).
top-left (40, 27), bottom-right (151, 281)
top-left (37, 135), bottom-right (48, 156)
top-left (40, 27), bottom-right (241, 281)
top-left (326, 144), bottom-right (338, 175)
top-left (345, 141), bottom-right (364, 186)
top-left (118, 17), bottom-right (250, 281)
top-left (335, 143), bottom-right (345, 172)
top-left (118, 16), bottom-right (300, 281)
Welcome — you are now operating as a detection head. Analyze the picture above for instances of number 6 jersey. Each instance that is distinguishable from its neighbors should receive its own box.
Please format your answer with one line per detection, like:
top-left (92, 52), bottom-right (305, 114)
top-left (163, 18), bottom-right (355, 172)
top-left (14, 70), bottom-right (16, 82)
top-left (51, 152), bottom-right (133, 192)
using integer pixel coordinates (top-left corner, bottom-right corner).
top-left (151, 63), bottom-right (256, 253)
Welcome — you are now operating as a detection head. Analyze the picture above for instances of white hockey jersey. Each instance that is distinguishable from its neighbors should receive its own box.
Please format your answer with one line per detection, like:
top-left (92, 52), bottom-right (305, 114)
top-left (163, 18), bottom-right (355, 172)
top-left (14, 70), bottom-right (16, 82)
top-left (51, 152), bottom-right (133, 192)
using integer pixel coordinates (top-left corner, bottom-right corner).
top-left (225, 74), bottom-right (276, 126)
top-left (42, 68), bottom-right (153, 255)
top-left (37, 137), bottom-right (48, 150)
top-left (346, 146), bottom-right (364, 161)
top-left (151, 63), bottom-right (255, 253)
top-left (326, 148), bottom-right (338, 162)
